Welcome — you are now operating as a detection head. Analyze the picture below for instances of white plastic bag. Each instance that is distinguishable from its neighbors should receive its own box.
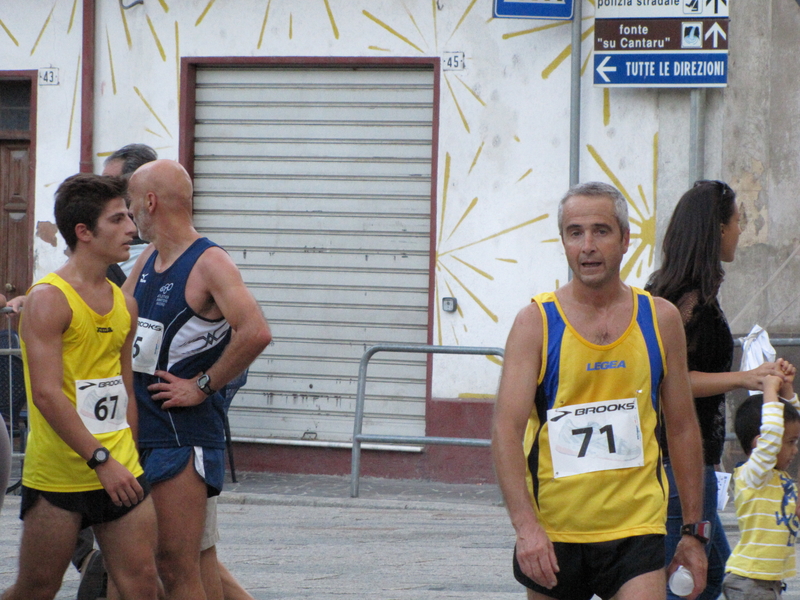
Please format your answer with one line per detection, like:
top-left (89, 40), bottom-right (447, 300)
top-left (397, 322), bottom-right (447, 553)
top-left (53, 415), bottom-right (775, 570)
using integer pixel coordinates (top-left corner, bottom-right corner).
top-left (739, 324), bottom-right (776, 395)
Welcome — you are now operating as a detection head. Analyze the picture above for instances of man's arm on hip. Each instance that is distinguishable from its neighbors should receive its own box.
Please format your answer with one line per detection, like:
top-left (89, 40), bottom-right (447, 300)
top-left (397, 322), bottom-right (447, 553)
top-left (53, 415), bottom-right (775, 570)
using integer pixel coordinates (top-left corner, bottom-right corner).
top-left (154, 246), bottom-right (272, 409)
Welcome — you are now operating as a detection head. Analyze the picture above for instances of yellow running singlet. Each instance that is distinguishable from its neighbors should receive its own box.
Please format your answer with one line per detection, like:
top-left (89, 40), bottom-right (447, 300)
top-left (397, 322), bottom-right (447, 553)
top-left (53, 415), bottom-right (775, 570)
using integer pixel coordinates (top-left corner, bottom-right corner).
top-left (21, 274), bottom-right (143, 492)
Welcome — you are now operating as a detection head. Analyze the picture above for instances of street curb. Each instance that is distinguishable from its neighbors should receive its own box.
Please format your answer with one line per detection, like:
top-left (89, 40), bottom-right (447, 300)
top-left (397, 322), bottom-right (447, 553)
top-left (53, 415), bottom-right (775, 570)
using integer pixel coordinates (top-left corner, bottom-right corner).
top-left (2, 489), bottom-right (507, 514)
top-left (217, 491), bottom-right (508, 513)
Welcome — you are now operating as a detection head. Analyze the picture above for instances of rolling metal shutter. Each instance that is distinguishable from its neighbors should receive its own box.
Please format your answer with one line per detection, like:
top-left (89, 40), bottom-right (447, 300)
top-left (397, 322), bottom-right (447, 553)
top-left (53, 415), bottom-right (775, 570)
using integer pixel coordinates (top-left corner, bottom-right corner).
top-left (192, 66), bottom-right (434, 446)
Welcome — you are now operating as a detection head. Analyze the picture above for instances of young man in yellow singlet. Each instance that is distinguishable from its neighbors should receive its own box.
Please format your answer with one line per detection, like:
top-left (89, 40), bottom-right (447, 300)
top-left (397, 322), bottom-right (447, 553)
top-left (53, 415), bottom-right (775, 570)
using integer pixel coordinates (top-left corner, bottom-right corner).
top-left (492, 182), bottom-right (708, 600)
top-left (2, 174), bottom-right (158, 600)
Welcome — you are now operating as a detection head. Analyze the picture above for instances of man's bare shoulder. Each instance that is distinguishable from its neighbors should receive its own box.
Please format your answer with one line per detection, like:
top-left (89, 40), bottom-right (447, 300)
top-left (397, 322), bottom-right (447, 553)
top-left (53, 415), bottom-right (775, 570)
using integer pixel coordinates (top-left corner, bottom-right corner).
top-left (507, 302), bottom-right (544, 349)
top-left (194, 245), bottom-right (244, 286)
top-left (23, 283), bottom-right (71, 333)
top-left (498, 302), bottom-right (544, 394)
top-left (652, 296), bottom-right (682, 329)
top-left (197, 244), bottom-right (237, 267)
top-left (515, 301), bottom-right (543, 327)
top-left (183, 244), bottom-right (251, 319)
top-left (26, 282), bottom-right (66, 307)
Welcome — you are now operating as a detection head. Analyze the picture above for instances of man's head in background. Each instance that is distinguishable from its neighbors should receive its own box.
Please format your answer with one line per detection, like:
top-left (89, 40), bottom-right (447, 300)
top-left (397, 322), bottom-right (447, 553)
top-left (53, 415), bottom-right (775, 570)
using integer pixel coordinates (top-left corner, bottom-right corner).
top-left (103, 144), bottom-right (158, 178)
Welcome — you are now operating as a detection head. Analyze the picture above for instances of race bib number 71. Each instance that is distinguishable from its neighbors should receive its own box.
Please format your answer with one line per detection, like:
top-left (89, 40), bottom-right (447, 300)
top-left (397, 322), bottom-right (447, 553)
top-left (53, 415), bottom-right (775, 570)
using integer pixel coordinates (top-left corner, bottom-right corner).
top-left (547, 398), bottom-right (644, 479)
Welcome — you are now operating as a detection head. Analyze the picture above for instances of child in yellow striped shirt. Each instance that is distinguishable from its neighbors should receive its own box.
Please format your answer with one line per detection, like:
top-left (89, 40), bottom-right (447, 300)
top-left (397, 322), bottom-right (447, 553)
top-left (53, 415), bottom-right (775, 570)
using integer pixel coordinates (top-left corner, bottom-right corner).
top-left (724, 362), bottom-right (800, 599)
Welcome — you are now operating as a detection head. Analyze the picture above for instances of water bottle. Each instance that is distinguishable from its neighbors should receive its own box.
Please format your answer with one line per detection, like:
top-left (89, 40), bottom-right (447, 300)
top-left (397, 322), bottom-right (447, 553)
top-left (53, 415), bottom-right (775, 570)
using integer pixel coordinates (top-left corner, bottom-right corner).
top-left (668, 565), bottom-right (694, 597)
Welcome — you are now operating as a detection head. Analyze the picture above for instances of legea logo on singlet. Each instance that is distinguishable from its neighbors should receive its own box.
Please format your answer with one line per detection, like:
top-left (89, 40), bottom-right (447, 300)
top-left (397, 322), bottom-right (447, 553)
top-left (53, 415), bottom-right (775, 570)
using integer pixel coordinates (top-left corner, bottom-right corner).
top-left (586, 360), bottom-right (626, 371)
top-left (156, 282), bottom-right (174, 307)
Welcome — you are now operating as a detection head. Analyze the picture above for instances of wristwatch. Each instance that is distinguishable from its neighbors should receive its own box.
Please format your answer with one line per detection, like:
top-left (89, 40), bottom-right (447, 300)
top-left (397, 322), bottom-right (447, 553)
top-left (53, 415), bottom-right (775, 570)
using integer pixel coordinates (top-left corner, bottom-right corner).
top-left (87, 447), bottom-right (110, 470)
top-left (197, 372), bottom-right (216, 396)
top-left (680, 521), bottom-right (711, 544)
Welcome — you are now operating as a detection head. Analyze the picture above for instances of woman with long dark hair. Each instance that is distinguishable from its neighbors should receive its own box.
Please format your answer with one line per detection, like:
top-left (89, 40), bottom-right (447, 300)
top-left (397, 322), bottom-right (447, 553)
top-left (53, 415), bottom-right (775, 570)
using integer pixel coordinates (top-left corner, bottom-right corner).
top-left (647, 180), bottom-right (783, 600)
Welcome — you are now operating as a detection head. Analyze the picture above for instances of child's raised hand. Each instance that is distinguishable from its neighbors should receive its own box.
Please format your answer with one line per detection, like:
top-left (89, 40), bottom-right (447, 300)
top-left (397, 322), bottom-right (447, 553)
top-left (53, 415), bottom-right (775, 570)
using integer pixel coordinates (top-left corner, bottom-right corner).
top-left (778, 358), bottom-right (796, 383)
top-left (776, 359), bottom-right (797, 399)
top-left (763, 374), bottom-right (784, 403)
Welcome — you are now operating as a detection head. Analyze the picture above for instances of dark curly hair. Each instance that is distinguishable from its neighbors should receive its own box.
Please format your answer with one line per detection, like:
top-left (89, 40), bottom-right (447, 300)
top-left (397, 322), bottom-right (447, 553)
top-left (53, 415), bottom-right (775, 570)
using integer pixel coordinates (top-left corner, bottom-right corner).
top-left (54, 173), bottom-right (127, 251)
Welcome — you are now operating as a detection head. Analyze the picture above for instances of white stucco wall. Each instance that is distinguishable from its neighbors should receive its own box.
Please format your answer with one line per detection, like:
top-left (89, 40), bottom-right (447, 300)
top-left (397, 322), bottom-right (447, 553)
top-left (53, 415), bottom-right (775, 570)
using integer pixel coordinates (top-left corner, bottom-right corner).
top-left (5, 0), bottom-right (767, 401)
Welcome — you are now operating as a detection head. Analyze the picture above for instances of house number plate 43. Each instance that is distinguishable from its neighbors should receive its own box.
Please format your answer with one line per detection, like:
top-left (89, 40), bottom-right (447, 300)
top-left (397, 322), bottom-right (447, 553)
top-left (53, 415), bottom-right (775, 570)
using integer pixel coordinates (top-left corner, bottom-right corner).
top-left (38, 68), bottom-right (59, 86)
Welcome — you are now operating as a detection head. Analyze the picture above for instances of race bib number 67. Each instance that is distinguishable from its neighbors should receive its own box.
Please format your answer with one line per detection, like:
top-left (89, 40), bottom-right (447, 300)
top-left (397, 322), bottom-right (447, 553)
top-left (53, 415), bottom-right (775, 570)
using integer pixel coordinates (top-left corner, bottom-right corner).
top-left (75, 376), bottom-right (129, 435)
top-left (547, 398), bottom-right (644, 479)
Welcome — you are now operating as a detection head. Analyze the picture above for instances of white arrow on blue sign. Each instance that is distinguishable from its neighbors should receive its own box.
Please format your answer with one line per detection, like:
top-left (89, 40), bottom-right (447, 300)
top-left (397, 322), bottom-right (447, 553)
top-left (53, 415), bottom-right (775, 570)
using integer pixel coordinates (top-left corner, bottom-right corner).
top-left (593, 52), bottom-right (728, 87)
top-left (493, 0), bottom-right (574, 20)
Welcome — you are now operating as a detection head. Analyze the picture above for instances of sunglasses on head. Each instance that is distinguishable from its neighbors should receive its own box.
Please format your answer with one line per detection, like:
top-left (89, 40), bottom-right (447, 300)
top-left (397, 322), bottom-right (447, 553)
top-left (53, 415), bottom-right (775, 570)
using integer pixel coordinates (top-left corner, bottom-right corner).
top-left (693, 179), bottom-right (734, 198)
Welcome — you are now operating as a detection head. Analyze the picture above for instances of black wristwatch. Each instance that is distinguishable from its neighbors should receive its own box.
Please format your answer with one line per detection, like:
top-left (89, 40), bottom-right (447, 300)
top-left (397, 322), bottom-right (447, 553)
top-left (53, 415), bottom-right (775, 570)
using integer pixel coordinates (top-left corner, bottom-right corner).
top-left (680, 521), bottom-right (711, 544)
top-left (197, 372), bottom-right (216, 396)
top-left (87, 447), bottom-right (110, 470)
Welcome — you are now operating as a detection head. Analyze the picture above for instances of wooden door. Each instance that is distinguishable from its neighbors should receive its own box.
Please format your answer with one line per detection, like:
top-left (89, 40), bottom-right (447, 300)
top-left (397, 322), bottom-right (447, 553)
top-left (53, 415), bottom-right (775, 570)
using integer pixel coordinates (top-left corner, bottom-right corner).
top-left (0, 142), bottom-right (31, 303)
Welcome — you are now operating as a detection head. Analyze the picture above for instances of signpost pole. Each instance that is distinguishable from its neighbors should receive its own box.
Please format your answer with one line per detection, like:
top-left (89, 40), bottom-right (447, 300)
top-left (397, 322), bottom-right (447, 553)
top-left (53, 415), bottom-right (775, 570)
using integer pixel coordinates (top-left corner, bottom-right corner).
top-left (689, 88), bottom-right (707, 185)
top-left (569, 0), bottom-right (583, 187)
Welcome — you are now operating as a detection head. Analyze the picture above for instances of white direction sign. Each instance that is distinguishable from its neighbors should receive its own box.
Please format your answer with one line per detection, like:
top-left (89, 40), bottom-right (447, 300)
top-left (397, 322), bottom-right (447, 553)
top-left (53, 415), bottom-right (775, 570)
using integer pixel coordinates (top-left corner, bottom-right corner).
top-left (596, 0), bottom-right (728, 19)
top-left (595, 0), bottom-right (729, 87)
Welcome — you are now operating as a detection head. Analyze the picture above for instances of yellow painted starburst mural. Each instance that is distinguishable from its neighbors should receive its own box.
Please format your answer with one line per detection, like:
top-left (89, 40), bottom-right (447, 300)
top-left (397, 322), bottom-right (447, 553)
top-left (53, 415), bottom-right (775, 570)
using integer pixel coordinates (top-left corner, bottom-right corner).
top-left (500, 1), bottom-right (614, 125)
top-left (257, 0), bottom-right (341, 47)
top-left (362, 1), bottom-right (648, 361)
top-left (435, 148), bottom-right (548, 357)
top-left (362, 2), bottom-right (487, 134)
top-left (588, 133), bottom-right (659, 281)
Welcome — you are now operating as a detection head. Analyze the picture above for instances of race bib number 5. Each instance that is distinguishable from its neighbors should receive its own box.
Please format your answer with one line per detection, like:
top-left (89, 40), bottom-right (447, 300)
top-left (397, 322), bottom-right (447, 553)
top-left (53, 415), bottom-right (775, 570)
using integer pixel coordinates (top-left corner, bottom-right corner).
top-left (75, 377), bottom-right (129, 435)
top-left (547, 398), bottom-right (644, 479)
top-left (132, 317), bottom-right (164, 375)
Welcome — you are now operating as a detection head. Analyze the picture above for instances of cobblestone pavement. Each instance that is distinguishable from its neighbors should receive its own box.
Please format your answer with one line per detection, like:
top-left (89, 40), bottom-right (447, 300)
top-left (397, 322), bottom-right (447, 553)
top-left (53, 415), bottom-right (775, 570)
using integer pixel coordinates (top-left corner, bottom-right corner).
top-left (2, 472), bottom-right (800, 599)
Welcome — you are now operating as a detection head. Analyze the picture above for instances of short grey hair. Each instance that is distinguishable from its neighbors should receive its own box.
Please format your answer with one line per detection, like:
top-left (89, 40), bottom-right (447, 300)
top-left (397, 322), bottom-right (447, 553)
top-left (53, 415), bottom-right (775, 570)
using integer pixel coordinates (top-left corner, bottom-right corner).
top-left (104, 143), bottom-right (158, 178)
top-left (557, 181), bottom-right (629, 236)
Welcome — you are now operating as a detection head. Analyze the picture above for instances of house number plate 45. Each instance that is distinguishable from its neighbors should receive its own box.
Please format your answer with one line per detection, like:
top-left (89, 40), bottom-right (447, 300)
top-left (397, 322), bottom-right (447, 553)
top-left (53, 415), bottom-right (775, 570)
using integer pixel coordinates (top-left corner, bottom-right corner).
top-left (442, 52), bottom-right (465, 71)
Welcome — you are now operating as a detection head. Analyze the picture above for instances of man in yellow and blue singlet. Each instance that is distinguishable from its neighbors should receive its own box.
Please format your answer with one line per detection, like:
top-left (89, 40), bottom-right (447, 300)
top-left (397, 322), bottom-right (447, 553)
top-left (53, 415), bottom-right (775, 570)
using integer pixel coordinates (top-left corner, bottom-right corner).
top-left (2, 174), bottom-right (158, 600)
top-left (492, 182), bottom-right (708, 600)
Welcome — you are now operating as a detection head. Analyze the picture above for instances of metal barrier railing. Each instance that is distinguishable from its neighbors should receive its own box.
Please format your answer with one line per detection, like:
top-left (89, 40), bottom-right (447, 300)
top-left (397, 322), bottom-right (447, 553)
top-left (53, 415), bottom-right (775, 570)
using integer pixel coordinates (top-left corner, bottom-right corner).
top-left (1, 307), bottom-right (21, 446)
top-left (350, 344), bottom-right (504, 498)
top-left (349, 337), bottom-right (800, 497)
top-left (734, 337), bottom-right (800, 347)
top-left (2, 306), bottom-right (24, 493)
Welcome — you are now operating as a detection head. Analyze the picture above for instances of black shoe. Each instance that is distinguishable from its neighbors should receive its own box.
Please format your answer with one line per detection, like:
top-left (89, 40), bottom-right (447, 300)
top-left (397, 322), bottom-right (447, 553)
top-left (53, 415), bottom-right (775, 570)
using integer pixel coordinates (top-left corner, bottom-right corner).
top-left (77, 549), bottom-right (108, 600)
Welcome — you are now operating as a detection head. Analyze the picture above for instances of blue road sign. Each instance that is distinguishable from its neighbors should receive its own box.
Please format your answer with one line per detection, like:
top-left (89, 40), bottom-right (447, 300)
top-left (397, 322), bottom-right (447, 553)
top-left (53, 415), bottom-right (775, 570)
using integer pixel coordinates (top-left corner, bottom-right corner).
top-left (593, 52), bottom-right (727, 87)
top-left (494, 0), bottom-right (574, 20)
